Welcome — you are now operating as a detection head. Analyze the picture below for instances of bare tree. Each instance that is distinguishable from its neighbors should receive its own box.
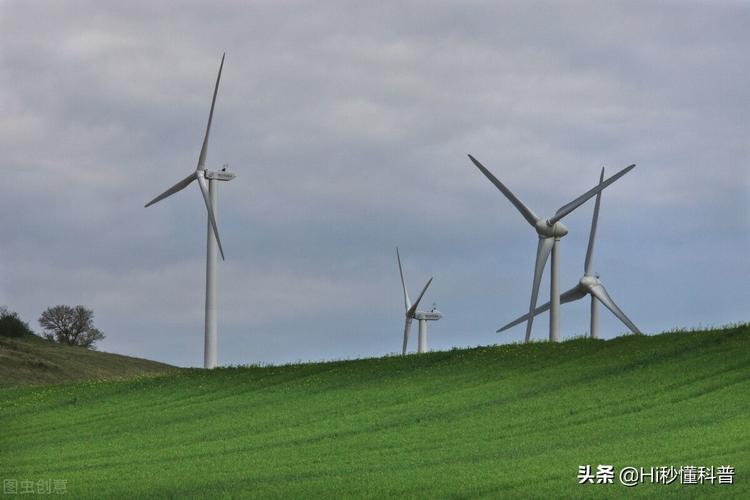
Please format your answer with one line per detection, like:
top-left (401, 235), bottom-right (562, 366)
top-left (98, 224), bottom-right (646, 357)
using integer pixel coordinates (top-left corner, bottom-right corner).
top-left (38, 305), bottom-right (105, 349)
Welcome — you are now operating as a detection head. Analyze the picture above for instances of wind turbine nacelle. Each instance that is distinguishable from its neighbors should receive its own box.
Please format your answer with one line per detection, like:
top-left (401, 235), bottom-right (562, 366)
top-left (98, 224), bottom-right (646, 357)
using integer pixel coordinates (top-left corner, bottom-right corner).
top-left (415, 310), bottom-right (443, 321)
top-left (537, 219), bottom-right (568, 238)
top-left (204, 170), bottom-right (236, 181)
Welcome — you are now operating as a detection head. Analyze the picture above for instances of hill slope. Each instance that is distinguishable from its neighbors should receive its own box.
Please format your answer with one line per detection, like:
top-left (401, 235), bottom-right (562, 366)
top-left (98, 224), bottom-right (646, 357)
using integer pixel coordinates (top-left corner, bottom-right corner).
top-left (1, 324), bottom-right (748, 498)
top-left (0, 334), bottom-right (177, 387)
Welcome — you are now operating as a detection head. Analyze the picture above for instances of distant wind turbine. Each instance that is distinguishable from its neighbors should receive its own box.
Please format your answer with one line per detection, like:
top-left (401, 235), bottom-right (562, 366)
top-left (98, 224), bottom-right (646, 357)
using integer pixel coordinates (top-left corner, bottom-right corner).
top-left (397, 248), bottom-right (442, 355)
top-left (468, 154), bottom-right (635, 342)
top-left (498, 168), bottom-right (641, 338)
top-left (145, 53), bottom-right (236, 369)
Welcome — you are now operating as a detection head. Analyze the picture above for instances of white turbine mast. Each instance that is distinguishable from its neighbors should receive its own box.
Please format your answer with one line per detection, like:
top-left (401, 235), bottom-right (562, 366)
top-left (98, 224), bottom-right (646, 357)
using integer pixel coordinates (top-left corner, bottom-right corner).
top-left (397, 247), bottom-right (442, 355)
top-left (145, 53), bottom-right (235, 369)
top-left (498, 167), bottom-right (641, 338)
top-left (467, 155), bottom-right (635, 342)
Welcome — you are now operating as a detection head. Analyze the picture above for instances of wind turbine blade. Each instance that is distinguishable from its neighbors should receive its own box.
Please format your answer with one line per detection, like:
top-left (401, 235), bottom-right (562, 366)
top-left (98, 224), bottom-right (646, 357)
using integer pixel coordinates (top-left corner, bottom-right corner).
top-left (584, 167), bottom-right (605, 276)
top-left (589, 283), bottom-right (642, 334)
top-left (467, 154), bottom-right (539, 226)
top-left (407, 278), bottom-right (433, 317)
top-left (549, 164), bottom-right (635, 224)
top-left (499, 304), bottom-right (550, 333)
top-left (498, 285), bottom-right (585, 332)
top-left (524, 237), bottom-right (554, 342)
top-left (197, 53), bottom-right (225, 171)
top-left (560, 285), bottom-right (587, 305)
top-left (197, 175), bottom-right (225, 260)
top-left (402, 318), bottom-right (413, 355)
top-left (396, 247), bottom-right (411, 311)
top-left (144, 173), bottom-right (196, 208)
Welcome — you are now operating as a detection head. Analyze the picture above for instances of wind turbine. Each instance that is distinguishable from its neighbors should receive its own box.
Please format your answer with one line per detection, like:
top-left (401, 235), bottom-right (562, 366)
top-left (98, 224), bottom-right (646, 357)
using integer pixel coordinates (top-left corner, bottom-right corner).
top-left (145, 53), bottom-right (236, 369)
top-left (467, 154), bottom-right (635, 342)
top-left (397, 248), bottom-right (442, 355)
top-left (498, 168), bottom-right (641, 338)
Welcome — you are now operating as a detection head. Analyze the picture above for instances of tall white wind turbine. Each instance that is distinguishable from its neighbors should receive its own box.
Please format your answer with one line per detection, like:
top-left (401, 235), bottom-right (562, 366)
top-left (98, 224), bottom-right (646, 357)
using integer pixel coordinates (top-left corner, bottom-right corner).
top-left (498, 168), bottom-right (641, 338)
top-left (145, 53), bottom-right (236, 369)
top-left (397, 248), bottom-right (442, 355)
top-left (467, 155), bottom-right (635, 342)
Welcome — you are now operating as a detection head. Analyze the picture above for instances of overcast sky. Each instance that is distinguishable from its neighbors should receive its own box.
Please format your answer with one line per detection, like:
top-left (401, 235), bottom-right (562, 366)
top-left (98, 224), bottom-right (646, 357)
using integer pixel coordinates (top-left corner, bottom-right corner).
top-left (1, 1), bottom-right (748, 367)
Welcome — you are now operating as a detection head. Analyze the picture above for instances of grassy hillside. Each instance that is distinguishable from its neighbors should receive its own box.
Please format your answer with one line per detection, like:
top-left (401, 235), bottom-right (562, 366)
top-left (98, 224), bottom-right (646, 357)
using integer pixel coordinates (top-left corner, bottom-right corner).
top-left (1, 324), bottom-right (748, 498)
top-left (0, 334), bottom-right (177, 387)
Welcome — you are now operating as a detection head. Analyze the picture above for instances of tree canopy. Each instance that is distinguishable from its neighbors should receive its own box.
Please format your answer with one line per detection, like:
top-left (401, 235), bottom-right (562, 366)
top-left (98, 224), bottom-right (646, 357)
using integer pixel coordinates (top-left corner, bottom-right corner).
top-left (0, 307), bottom-right (34, 337)
top-left (38, 305), bottom-right (105, 349)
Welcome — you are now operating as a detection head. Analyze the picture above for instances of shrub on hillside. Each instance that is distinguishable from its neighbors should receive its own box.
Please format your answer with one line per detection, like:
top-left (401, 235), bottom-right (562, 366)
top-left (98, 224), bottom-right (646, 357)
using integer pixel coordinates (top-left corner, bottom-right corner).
top-left (0, 307), bottom-right (34, 337)
top-left (38, 305), bottom-right (105, 349)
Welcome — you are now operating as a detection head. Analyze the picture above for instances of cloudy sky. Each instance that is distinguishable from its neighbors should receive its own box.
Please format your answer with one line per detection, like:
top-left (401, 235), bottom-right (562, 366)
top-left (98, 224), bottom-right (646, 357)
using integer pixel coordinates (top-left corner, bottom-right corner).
top-left (1, 1), bottom-right (748, 367)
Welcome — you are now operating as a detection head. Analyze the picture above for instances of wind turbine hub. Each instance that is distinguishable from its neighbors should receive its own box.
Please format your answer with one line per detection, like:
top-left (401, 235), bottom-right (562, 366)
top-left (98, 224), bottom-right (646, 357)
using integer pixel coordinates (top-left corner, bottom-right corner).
top-left (579, 275), bottom-right (600, 289)
top-left (536, 219), bottom-right (568, 238)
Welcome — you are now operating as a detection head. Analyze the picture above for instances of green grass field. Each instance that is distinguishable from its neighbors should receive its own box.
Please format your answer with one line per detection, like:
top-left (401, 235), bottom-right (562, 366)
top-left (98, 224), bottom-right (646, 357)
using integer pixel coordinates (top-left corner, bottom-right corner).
top-left (1, 325), bottom-right (748, 498)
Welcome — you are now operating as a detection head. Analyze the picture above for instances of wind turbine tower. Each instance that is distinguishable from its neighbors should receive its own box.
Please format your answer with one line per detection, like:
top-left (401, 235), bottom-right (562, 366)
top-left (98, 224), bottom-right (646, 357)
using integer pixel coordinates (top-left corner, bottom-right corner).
top-left (396, 248), bottom-right (442, 354)
top-left (145, 54), bottom-right (235, 369)
top-left (468, 155), bottom-right (635, 342)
